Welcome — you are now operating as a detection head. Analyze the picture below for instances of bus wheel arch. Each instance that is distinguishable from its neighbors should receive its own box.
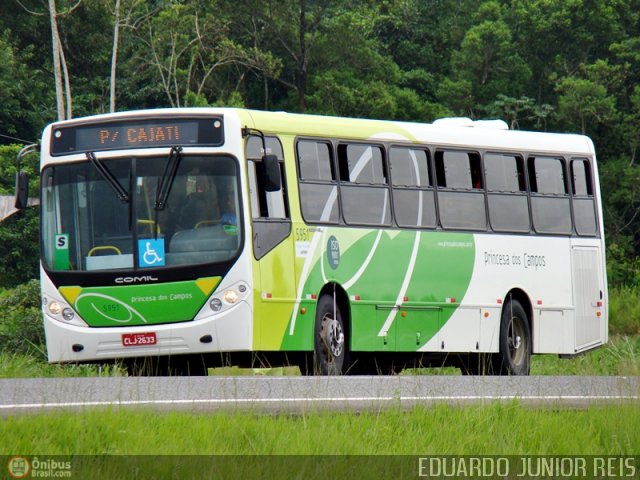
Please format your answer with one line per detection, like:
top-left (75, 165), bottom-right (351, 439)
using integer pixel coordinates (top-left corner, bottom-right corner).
top-left (497, 289), bottom-right (533, 375)
top-left (312, 282), bottom-right (351, 375)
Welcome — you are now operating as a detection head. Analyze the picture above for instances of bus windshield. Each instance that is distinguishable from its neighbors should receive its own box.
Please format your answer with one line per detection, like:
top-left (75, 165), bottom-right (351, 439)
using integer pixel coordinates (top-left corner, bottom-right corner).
top-left (41, 154), bottom-right (241, 272)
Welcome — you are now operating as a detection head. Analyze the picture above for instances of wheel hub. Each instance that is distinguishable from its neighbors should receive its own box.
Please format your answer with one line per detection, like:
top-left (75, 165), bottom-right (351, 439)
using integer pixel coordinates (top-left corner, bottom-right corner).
top-left (320, 313), bottom-right (344, 358)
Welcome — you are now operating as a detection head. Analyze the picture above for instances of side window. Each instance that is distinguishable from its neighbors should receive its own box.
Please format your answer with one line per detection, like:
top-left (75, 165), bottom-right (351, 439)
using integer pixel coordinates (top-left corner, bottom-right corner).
top-left (389, 147), bottom-right (436, 228)
top-left (529, 156), bottom-right (567, 195)
top-left (485, 153), bottom-right (526, 192)
top-left (338, 144), bottom-right (387, 183)
top-left (485, 153), bottom-right (530, 233)
top-left (390, 147), bottom-right (431, 187)
top-left (528, 156), bottom-right (571, 234)
top-left (337, 143), bottom-right (390, 226)
top-left (435, 150), bottom-right (483, 189)
top-left (296, 140), bottom-right (339, 223)
top-left (435, 150), bottom-right (486, 230)
top-left (298, 140), bottom-right (334, 181)
top-left (246, 135), bottom-right (291, 259)
top-left (572, 158), bottom-right (593, 196)
top-left (571, 158), bottom-right (598, 236)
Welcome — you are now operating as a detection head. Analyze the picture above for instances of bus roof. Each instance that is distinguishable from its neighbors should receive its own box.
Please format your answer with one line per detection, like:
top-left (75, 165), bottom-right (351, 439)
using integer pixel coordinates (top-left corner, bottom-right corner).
top-left (44, 107), bottom-right (596, 158)
top-left (243, 109), bottom-right (596, 157)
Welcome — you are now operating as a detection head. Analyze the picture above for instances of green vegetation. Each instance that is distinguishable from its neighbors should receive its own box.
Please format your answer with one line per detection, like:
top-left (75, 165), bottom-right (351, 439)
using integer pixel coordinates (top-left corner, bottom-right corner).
top-left (0, 207), bottom-right (39, 289)
top-left (1, 336), bottom-right (637, 378)
top-left (1, 404), bottom-right (638, 455)
top-left (1, 0), bottom-right (640, 280)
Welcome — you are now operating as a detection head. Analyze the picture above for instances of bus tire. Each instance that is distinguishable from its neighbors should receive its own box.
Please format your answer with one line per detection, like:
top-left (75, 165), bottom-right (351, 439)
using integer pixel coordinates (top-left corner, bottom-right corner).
top-left (497, 299), bottom-right (531, 375)
top-left (312, 294), bottom-right (347, 375)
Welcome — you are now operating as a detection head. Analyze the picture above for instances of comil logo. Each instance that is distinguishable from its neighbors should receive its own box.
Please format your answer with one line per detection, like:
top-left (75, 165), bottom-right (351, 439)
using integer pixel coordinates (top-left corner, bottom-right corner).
top-left (7, 456), bottom-right (30, 479)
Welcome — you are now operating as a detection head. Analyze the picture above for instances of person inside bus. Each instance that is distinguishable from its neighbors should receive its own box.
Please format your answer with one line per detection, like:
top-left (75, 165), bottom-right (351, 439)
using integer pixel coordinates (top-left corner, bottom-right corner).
top-left (471, 164), bottom-right (483, 189)
top-left (179, 175), bottom-right (219, 229)
top-left (219, 189), bottom-right (237, 226)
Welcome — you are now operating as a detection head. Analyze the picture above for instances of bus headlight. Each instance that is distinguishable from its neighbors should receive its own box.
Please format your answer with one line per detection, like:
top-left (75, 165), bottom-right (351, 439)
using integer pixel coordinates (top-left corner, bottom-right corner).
top-left (43, 296), bottom-right (87, 327)
top-left (48, 301), bottom-right (62, 316)
top-left (223, 289), bottom-right (239, 304)
top-left (208, 281), bottom-right (249, 315)
top-left (62, 308), bottom-right (75, 321)
top-left (209, 298), bottom-right (222, 312)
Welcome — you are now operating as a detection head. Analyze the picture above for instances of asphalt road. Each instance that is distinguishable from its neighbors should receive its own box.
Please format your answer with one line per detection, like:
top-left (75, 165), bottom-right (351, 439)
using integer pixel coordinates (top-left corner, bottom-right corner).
top-left (0, 375), bottom-right (638, 415)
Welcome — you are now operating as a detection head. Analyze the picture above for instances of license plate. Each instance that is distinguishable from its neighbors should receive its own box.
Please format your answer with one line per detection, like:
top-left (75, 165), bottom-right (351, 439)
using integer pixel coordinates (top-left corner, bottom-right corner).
top-left (122, 332), bottom-right (157, 347)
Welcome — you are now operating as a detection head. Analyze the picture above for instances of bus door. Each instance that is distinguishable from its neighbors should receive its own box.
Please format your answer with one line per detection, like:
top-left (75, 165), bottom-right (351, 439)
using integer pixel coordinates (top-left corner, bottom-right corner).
top-left (246, 135), bottom-right (295, 350)
top-left (572, 246), bottom-right (605, 351)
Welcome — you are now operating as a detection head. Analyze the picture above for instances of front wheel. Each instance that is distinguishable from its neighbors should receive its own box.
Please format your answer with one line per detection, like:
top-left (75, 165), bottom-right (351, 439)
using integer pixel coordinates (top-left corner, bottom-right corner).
top-left (496, 299), bottom-right (531, 375)
top-left (311, 294), bottom-right (347, 375)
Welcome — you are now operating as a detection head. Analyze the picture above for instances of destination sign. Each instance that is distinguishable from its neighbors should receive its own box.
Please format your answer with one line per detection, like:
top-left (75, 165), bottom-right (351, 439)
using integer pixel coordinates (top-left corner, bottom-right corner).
top-left (50, 116), bottom-right (224, 155)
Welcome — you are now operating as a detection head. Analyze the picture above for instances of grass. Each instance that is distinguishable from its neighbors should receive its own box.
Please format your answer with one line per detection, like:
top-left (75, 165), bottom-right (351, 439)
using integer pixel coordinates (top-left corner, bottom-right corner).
top-left (0, 292), bottom-right (637, 479)
top-left (2, 403), bottom-right (638, 455)
top-left (609, 285), bottom-right (640, 335)
top-left (1, 335), bottom-right (637, 378)
top-left (532, 335), bottom-right (640, 376)
top-left (0, 403), bottom-right (637, 479)
top-left (0, 352), bottom-right (125, 378)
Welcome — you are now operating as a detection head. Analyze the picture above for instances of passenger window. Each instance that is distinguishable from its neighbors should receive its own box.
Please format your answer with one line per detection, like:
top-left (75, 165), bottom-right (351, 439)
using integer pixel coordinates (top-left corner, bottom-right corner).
top-left (528, 156), bottom-right (567, 195)
top-left (435, 150), bottom-right (482, 189)
top-left (435, 150), bottom-right (486, 230)
top-left (484, 153), bottom-right (531, 233)
top-left (571, 158), bottom-right (593, 196)
top-left (485, 153), bottom-right (526, 192)
top-left (571, 158), bottom-right (598, 236)
top-left (298, 140), bottom-right (334, 181)
top-left (390, 147), bottom-right (436, 228)
top-left (528, 156), bottom-right (571, 235)
top-left (485, 153), bottom-right (530, 233)
top-left (338, 144), bottom-right (386, 184)
top-left (390, 147), bottom-right (431, 187)
top-left (296, 140), bottom-right (340, 223)
top-left (338, 143), bottom-right (390, 226)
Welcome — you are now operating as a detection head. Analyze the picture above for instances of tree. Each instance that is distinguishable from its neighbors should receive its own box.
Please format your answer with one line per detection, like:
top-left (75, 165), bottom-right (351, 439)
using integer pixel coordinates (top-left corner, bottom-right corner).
top-left (108, 0), bottom-right (155, 112)
top-left (0, 206), bottom-right (39, 288)
top-left (482, 94), bottom-right (553, 130)
top-left (110, 0), bottom-right (122, 113)
top-left (132, 1), bottom-right (278, 108)
top-left (260, 0), bottom-right (333, 111)
top-left (442, 1), bottom-right (531, 114)
top-left (555, 76), bottom-right (616, 134)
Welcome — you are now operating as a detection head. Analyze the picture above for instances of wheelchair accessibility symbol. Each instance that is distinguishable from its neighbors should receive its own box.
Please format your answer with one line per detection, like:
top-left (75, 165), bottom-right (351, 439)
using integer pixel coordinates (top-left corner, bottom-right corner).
top-left (138, 239), bottom-right (165, 268)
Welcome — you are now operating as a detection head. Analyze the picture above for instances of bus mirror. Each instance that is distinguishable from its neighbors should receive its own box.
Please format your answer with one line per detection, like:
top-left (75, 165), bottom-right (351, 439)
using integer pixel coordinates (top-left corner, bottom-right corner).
top-left (14, 172), bottom-right (29, 210)
top-left (263, 154), bottom-right (281, 192)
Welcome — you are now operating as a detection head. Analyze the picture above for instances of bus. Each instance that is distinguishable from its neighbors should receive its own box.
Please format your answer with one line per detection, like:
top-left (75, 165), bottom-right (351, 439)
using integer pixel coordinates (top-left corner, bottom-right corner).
top-left (18, 108), bottom-right (608, 375)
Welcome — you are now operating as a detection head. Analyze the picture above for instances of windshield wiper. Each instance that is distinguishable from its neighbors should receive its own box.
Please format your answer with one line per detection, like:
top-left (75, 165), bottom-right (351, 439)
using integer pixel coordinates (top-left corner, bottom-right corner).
top-left (152, 146), bottom-right (182, 239)
top-left (154, 146), bottom-right (182, 210)
top-left (86, 152), bottom-right (129, 203)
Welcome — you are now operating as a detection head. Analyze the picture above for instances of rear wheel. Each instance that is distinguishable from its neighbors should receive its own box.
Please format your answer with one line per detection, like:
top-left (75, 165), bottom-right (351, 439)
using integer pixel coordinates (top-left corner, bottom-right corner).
top-left (311, 294), bottom-right (347, 375)
top-left (496, 299), bottom-right (531, 375)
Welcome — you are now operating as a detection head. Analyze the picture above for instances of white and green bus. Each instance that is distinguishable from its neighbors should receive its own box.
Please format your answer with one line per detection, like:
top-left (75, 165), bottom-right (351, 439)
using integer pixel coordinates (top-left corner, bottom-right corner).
top-left (20, 108), bottom-right (607, 375)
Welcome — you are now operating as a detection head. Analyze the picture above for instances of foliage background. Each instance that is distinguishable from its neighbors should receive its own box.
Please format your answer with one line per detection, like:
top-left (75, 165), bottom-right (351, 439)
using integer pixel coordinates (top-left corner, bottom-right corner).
top-left (1, 0), bottom-right (640, 312)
